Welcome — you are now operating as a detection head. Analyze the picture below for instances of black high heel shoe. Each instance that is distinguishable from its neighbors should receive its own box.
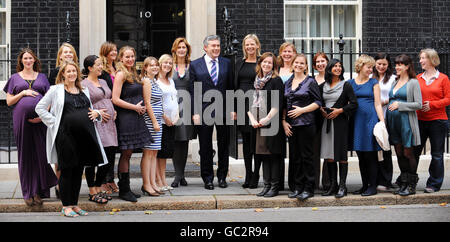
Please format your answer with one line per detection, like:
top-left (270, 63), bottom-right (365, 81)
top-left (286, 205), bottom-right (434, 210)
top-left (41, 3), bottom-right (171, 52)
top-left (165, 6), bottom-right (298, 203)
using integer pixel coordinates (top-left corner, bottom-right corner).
top-left (180, 177), bottom-right (188, 186)
top-left (171, 177), bottom-right (181, 188)
top-left (141, 186), bottom-right (159, 197)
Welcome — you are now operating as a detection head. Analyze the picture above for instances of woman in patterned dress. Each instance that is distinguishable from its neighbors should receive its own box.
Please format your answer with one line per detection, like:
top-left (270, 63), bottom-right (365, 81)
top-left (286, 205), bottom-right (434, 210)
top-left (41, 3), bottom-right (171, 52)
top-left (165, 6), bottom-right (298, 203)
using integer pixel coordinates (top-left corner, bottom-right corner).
top-left (141, 57), bottom-right (164, 196)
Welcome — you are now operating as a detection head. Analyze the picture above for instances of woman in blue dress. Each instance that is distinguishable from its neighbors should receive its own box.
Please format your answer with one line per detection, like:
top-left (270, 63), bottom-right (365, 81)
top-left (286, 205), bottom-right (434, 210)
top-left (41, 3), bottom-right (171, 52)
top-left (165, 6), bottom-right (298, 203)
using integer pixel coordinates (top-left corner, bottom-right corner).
top-left (348, 55), bottom-right (385, 196)
top-left (386, 54), bottom-right (422, 196)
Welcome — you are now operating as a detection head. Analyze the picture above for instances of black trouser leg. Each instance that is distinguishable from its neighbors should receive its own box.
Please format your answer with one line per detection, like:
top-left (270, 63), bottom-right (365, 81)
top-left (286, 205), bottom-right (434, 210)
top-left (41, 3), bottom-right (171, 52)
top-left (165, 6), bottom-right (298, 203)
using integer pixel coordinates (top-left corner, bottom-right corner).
top-left (288, 138), bottom-right (296, 192)
top-left (290, 128), bottom-right (303, 192)
top-left (173, 140), bottom-right (189, 179)
top-left (241, 131), bottom-right (254, 185)
top-left (85, 166), bottom-right (96, 188)
top-left (250, 154), bottom-right (262, 187)
top-left (85, 164), bottom-right (109, 188)
top-left (59, 165), bottom-right (84, 206)
top-left (95, 164), bottom-right (109, 187)
top-left (197, 125), bottom-right (214, 183)
top-left (291, 125), bottom-right (315, 193)
top-left (215, 125), bottom-right (230, 181)
top-left (298, 126), bottom-right (316, 193)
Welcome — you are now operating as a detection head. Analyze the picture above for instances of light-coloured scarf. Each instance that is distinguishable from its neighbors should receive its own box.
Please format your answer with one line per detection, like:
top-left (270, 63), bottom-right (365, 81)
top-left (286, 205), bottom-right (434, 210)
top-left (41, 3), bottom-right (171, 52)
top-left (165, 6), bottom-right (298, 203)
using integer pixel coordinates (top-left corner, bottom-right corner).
top-left (252, 71), bottom-right (272, 109)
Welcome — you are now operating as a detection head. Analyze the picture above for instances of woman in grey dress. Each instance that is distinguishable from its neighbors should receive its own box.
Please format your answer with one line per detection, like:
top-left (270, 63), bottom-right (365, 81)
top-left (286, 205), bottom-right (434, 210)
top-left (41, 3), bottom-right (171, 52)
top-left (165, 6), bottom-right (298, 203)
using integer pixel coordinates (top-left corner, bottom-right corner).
top-left (319, 59), bottom-right (358, 198)
top-left (170, 37), bottom-right (195, 187)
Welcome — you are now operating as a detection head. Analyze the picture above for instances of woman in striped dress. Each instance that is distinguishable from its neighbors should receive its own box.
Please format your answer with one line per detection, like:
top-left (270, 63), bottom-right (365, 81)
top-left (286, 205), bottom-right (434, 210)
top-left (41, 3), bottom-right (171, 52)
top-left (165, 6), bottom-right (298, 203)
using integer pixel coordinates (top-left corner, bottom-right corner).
top-left (141, 57), bottom-right (164, 196)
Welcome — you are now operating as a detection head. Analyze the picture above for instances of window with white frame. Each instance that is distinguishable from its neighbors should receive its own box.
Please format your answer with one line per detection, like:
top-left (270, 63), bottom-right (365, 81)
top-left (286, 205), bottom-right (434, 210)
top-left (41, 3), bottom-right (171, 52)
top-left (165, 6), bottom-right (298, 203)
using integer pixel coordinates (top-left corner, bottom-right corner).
top-left (284, 0), bottom-right (362, 74)
top-left (0, 0), bottom-right (10, 84)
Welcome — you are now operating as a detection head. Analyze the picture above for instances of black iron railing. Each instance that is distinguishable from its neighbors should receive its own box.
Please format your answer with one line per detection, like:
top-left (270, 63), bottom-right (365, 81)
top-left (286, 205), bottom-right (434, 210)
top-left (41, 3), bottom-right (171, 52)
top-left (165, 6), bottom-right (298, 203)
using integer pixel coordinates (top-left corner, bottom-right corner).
top-left (1, 34), bottom-right (449, 163)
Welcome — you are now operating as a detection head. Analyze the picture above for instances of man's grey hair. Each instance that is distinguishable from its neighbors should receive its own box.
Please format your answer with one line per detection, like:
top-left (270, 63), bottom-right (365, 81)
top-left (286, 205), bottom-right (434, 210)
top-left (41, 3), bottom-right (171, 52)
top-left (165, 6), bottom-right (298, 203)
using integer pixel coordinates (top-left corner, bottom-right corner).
top-left (203, 35), bottom-right (221, 47)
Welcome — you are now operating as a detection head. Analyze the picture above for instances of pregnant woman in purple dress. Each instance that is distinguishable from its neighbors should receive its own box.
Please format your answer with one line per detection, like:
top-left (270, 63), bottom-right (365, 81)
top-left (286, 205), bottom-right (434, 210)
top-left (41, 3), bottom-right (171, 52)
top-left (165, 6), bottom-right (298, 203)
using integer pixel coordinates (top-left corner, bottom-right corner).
top-left (3, 48), bottom-right (58, 206)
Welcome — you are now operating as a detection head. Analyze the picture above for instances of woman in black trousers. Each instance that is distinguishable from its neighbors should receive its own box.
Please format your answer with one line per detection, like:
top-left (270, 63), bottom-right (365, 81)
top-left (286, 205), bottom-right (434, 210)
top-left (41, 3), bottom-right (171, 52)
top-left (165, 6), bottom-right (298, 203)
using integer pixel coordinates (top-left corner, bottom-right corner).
top-left (235, 34), bottom-right (261, 188)
top-left (247, 52), bottom-right (285, 198)
top-left (319, 59), bottom-right (358, 198)
top-left (283, 54), bottom-right (322, 201)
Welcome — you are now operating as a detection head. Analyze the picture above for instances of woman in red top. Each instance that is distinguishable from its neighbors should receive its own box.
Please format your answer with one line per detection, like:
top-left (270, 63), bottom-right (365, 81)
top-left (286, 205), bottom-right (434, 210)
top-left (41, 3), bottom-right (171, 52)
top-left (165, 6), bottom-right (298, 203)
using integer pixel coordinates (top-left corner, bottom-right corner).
top-left (414, 48), bottom-right (450, 193)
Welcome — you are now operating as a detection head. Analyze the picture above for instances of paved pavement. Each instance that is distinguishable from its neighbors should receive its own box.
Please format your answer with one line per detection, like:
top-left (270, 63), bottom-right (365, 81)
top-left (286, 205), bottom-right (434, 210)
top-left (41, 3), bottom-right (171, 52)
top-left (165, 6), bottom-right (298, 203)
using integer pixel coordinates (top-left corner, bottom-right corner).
top-left (0, 155), bottom-right (449, 213)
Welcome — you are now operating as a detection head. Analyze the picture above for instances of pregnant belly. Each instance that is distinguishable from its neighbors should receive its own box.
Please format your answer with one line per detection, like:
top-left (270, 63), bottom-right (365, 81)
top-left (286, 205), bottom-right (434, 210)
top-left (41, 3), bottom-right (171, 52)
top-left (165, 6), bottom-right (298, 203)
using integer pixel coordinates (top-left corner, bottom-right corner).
top-left (14, 95), bottom-right (43, 119)
top-left (64, 109), bottom-right (93, 130)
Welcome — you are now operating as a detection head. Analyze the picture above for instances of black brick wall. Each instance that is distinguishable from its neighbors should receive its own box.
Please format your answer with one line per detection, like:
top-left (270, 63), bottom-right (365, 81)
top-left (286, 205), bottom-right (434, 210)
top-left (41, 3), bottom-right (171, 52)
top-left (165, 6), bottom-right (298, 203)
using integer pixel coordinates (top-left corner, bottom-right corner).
top-left (216, 0), bottom-right (284, 58)
top-left (362, 0), bottom-right (450, 73)
top-left (1, 0), bottom-right (79, 151)
top-left (0, 100), bottom-right (14, 147)
top-left (217, 0), bottom-right (449, 72)
top-left (10, 0), bottom-right (80, 75)
top-left (1, 0), bottom-right (448, 152)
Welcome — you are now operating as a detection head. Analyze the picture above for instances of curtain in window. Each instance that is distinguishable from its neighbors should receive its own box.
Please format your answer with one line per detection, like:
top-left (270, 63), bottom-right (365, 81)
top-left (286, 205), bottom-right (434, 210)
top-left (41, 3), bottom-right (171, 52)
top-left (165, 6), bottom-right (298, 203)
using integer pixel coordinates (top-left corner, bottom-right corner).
top-left (334, 5), bottom-right (356, 38)
top-left (285, 5), bottom-right (306, 38)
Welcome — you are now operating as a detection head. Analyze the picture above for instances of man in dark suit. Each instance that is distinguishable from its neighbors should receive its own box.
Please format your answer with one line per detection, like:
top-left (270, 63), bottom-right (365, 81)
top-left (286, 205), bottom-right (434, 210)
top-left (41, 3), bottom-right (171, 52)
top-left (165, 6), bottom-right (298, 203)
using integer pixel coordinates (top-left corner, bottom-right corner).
top-left (190, 35), bottom-right (235, 190)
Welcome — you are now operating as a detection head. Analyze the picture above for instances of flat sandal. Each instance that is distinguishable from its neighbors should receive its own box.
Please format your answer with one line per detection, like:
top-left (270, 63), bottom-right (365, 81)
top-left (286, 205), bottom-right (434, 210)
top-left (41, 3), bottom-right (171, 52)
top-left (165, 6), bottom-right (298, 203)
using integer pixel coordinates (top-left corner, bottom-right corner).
top-left (61, 207), bottom-right (79, 218)
top-left (89, 193), bottom-right (108, 204)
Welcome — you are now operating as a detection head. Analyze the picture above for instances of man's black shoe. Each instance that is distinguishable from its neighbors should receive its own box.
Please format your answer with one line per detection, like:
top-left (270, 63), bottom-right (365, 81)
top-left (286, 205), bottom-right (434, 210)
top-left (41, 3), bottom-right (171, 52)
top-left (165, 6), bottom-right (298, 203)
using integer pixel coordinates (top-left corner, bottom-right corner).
top-left (218, 179), bottom-right (228, 188)
top-left (288, 190), bottom-right (301, 199)
top-left (204, 182), bottom-right (214, 190)
top-left (296, 191), bottom-right (314, 201)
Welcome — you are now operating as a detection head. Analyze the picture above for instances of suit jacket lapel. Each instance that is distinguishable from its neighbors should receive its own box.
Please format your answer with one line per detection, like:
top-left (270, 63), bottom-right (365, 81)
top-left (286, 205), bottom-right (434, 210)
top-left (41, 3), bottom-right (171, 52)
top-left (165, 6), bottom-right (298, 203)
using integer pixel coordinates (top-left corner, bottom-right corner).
top-left (199, 56), bottom-right (214, 85)
top-left (217, 57), bottom-right (226, 86)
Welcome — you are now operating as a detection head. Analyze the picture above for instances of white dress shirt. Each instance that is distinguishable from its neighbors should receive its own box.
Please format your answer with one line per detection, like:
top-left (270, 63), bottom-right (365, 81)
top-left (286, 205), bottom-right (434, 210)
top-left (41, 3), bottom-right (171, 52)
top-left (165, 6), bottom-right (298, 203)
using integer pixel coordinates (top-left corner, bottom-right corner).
top-left (204, 54), bottom-right (219, 78)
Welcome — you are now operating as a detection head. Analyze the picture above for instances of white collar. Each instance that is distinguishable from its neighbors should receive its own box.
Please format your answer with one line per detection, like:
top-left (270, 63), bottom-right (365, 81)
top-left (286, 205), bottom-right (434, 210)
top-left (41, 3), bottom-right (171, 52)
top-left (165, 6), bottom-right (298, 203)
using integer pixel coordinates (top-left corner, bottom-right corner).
top-left (422, 70), bottom-right (440, 85)
top-left (204, 54), bottom-right (218, 64)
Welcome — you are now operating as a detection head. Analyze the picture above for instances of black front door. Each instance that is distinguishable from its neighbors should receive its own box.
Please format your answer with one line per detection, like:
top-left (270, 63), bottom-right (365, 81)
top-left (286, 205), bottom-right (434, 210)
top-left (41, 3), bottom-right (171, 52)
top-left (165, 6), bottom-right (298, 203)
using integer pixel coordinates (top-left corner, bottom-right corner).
top-left (107, 0), bottom-right (185, 63)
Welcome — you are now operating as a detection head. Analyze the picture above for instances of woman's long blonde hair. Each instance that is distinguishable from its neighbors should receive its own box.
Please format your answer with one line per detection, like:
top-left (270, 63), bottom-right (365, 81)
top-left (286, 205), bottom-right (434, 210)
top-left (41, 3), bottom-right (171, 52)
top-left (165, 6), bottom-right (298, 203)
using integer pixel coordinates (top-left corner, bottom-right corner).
top-left (116, 46), bottom-right (141, 84)
top-left (55, 60), bottom-right (83, 90)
